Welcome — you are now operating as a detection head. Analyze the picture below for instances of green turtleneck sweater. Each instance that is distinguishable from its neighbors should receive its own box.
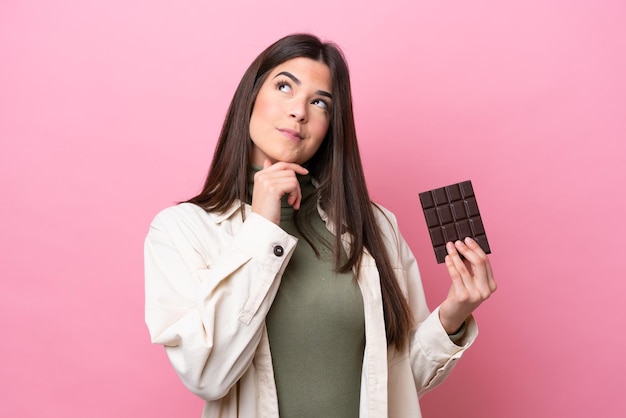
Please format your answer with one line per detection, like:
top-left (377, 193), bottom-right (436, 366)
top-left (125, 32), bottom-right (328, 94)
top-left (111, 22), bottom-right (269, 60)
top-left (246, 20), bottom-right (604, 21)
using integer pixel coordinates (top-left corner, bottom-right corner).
top-left (250, 167), bottom-right (365, 418)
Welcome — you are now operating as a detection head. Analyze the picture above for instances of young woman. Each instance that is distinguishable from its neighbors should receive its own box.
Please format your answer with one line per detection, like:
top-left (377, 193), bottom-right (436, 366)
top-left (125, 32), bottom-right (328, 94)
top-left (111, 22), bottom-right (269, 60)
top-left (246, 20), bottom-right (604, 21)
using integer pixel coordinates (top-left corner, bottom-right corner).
top-left (144, 33), bottom-right (496, 418)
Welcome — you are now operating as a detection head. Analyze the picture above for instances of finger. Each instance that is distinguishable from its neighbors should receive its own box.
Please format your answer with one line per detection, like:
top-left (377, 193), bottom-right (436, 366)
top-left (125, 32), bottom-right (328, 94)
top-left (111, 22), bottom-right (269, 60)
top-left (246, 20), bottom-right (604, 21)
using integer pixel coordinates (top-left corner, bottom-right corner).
top-left (263, 159), bottom-right (272, 170)
top-left (446, 241), bottom-right (471, 280)
top-left (454, 239), bottom-right (494, 298)
top-left (454, 239), bottom-right (485, 274)
top-left (263, 160), bottom-right (309, 176)
top-left (444, 245), bottom-right (472, 303)
top-left (288, 187), bottom-right (302, 209)
top-left (444, 249), bottom-right (463, 285)
top-left (463, 237), bottom-right (497, 292)
top-left (445, 242), bottom-right (474, 293)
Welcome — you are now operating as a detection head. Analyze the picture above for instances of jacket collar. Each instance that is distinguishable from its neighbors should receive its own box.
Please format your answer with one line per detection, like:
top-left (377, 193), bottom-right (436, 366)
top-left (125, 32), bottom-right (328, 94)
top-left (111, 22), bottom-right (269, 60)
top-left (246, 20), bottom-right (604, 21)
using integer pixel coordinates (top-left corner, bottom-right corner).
top-left (206, 201), bottom-right (249, 224)
top-left (210, 199), bottom-right (372, 260)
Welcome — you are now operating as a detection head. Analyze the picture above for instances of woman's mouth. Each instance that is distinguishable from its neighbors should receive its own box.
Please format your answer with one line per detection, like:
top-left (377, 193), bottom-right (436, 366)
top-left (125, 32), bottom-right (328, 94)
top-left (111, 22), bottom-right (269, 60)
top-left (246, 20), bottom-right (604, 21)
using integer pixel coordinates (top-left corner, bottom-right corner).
top-left (278, 128), bottom-right (303, 141)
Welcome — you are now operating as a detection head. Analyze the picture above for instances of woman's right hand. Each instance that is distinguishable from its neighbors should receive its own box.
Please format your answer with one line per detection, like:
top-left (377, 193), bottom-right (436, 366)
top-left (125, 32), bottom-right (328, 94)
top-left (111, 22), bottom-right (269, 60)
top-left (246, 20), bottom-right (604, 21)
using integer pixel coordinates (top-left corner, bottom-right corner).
top-left (251, 159), bottom-right (309, 225)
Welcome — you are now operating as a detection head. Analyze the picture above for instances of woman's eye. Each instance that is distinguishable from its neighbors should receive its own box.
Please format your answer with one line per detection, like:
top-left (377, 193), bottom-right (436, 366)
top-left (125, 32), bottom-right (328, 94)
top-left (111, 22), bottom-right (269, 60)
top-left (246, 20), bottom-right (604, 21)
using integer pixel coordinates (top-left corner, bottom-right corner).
top-left (277, 82), bottom-right (291, 93)
top-left (312, 98), bottom-right (329, 110)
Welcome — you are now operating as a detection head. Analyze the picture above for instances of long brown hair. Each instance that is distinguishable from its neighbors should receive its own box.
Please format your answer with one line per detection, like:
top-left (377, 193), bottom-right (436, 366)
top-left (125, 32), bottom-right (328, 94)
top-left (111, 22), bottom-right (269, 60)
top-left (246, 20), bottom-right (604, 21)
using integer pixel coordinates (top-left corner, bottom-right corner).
top-left (188, 33), bottom-right (412, 348)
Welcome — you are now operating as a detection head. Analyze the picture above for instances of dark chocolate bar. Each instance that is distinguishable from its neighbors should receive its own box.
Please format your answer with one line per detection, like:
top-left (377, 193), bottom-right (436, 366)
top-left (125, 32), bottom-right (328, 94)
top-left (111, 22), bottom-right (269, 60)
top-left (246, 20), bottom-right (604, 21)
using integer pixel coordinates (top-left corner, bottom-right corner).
top-left (419, 180), bottom-right (491, 263)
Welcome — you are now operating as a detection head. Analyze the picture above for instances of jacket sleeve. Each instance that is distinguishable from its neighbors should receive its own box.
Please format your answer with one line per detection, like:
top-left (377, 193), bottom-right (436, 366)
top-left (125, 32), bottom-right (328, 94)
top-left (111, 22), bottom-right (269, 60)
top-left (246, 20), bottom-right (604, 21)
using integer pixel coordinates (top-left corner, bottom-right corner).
top-left (382, 208), bottom-right (479, 397)
top-left (144, 205), bottom-right (297, 400)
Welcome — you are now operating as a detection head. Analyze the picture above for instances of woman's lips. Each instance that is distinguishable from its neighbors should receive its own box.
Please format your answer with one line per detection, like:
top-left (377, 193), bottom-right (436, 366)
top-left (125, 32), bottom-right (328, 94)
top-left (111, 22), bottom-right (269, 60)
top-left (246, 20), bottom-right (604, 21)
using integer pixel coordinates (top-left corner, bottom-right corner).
top-left (278, 128), bottom-right (303, 141)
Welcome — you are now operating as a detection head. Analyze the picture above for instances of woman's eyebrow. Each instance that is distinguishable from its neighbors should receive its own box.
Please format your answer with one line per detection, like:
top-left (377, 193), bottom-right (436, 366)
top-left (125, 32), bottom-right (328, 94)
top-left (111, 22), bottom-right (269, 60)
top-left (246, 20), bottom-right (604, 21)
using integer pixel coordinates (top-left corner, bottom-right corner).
top-left (274, 71), bottom-right (333, 99)
top-left (275, 71), bottom-right (300, 85)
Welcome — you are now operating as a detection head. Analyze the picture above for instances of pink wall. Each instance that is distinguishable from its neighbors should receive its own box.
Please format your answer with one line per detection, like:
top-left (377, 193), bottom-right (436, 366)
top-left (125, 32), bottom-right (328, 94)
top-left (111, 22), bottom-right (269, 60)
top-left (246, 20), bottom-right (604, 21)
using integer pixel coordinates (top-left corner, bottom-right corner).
top-left (1, 0), bottom-right (624, 416)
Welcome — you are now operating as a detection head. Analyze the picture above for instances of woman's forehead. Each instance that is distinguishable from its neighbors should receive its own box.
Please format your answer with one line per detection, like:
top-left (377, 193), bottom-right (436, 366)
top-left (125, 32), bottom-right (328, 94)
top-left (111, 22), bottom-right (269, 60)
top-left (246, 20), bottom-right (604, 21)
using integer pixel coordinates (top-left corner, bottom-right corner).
top-left (268, 57), bottom-right (332, 91)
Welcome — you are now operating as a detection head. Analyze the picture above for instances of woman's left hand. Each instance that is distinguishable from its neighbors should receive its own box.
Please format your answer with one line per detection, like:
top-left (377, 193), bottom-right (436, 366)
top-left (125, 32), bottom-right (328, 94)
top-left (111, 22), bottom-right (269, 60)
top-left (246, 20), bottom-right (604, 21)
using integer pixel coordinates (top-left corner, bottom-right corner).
top-left (438, 237), bottom-right (497, 334)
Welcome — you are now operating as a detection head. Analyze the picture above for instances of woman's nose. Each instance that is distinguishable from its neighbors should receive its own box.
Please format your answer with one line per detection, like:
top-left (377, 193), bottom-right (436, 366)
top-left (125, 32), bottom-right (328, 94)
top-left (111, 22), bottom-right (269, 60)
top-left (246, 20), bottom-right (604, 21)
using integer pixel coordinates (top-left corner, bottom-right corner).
top-left (289, 100), bottom-right (307, 122)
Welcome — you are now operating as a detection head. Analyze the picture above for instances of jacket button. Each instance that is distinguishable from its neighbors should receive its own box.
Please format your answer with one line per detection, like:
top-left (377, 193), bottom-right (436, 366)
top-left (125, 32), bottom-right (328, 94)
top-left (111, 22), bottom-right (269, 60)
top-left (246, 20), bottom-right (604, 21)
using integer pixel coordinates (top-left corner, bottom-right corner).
top-left (273, 245), bottom-right (284, 257)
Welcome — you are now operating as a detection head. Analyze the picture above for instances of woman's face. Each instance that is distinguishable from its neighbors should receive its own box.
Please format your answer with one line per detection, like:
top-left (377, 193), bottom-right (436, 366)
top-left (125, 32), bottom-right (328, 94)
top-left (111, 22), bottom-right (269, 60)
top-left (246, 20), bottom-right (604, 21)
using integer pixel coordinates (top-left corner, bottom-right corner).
top-left (249, 57), bottom-right (332, 166)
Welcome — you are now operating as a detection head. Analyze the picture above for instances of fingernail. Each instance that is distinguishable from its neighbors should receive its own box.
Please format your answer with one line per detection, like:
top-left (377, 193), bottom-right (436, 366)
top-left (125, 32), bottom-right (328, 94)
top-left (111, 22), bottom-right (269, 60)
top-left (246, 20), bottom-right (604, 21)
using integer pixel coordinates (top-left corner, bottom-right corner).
top-left (464, 236), bottom-right (474, 245)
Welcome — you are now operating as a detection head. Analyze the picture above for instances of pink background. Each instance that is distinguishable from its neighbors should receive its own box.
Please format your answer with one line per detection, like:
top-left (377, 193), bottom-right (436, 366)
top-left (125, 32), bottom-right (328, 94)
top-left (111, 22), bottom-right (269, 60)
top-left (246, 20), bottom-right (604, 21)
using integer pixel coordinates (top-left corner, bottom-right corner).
top-left (1, 0), bottom-right (625, 416)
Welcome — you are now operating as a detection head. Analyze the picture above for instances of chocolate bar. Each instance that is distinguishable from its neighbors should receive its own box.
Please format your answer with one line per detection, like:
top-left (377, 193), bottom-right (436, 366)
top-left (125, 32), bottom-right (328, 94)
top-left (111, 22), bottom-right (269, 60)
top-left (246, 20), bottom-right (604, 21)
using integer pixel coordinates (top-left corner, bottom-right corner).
top-left (418, 180), bottom-right (491, 263)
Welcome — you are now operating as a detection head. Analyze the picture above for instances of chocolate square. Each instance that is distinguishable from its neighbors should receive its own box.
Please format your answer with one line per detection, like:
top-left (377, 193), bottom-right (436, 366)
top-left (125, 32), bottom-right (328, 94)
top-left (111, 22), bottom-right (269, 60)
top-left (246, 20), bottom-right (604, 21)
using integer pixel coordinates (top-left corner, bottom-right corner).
top-left (419, 180), bottom-right (491, 263)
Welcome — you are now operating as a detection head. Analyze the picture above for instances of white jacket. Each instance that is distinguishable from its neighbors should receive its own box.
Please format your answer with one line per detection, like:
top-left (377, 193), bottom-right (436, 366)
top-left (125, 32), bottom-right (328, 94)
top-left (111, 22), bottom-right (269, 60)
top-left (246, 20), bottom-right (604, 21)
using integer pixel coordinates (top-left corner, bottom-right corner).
top-left (144, 202), bottom-right (477, 417)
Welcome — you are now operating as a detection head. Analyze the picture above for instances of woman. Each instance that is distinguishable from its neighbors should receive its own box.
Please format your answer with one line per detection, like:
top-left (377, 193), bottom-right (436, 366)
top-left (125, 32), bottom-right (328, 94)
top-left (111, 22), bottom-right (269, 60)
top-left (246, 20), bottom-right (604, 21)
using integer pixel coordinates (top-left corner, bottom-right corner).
top-left (144, 33), bottom-right (496, 417)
